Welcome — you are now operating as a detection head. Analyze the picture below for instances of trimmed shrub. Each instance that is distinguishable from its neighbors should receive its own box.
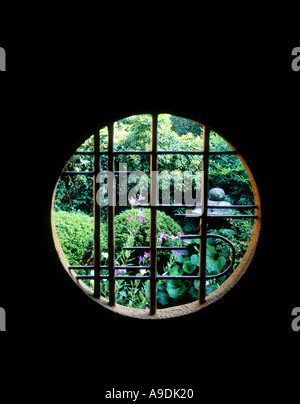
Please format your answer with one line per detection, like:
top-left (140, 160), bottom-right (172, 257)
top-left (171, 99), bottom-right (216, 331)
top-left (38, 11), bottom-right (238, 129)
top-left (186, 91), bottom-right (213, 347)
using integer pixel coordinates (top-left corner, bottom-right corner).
top-left (54, 211), bottom-right (94, 265)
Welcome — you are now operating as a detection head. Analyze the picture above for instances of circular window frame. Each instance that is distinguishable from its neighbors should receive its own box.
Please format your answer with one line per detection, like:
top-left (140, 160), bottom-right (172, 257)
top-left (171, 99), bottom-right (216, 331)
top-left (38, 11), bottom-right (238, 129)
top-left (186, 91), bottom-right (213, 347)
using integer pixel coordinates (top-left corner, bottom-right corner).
top-left (51, 114), bottom-right (261, 320)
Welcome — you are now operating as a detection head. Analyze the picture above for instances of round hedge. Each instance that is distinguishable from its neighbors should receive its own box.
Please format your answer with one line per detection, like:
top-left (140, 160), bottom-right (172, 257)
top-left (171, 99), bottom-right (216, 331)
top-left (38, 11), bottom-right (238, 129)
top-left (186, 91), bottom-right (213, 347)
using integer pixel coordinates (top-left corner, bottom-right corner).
top-left (54, 211), bottom-right (94, 265)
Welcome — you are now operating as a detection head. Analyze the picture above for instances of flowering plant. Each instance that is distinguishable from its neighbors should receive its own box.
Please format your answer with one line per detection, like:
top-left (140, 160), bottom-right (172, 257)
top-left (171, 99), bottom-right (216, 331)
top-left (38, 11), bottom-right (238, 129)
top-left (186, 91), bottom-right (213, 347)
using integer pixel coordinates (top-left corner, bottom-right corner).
top-left (111, 195), bottom-right (194, 308)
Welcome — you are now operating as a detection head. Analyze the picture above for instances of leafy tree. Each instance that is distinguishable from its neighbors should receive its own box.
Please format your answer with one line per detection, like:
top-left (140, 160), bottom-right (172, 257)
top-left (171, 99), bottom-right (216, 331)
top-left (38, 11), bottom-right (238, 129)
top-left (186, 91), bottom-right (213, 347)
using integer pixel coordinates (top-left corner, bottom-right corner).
top-left (170, 114), bottom-right (203, 136)
top-left (55, 114), bottom-right (254, 213)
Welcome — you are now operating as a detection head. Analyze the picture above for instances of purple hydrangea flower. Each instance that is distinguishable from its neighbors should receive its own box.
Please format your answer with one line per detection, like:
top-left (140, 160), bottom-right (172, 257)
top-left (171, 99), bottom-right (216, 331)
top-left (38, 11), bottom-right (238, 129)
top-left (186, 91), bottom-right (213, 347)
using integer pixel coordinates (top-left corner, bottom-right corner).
top-left (127, 214), bottom-right (132, 221)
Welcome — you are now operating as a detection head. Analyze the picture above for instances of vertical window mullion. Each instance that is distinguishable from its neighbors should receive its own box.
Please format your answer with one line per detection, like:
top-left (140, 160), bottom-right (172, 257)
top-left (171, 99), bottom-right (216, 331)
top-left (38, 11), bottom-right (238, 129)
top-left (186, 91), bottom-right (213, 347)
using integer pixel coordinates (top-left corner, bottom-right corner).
top-left (93, 131), bottom-right (101, 299)
top-left (150, 113), bottom-right (158, 315)
top-left (199, 126), bottom-right (210, 304)
top-left (108, 123), bottom-right (116, 306)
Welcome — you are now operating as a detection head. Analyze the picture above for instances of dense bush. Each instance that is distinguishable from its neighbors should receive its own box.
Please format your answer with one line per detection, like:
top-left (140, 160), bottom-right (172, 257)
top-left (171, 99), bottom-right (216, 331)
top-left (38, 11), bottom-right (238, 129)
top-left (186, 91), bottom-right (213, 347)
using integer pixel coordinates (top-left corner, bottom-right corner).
top-left (211, 217), bottom-right (254, 267)
top-left (54, 211), bottom-right (95, 265)
top-left (54, 140), bottom-right (94, 214)
top-left (209, 154), bottom-right (254, 205)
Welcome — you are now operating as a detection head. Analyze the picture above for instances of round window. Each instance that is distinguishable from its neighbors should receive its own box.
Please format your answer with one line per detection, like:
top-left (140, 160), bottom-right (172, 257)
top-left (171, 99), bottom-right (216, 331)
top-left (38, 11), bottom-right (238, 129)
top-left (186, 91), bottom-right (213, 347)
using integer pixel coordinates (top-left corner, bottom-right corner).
top-left (51, 113), bottom-right (261, 319)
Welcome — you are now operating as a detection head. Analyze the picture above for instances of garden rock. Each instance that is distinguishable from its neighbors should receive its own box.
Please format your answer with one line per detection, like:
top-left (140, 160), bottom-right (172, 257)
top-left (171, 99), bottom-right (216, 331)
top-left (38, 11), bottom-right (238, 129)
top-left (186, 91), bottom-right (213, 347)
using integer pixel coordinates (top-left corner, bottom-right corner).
top-left (208, 200), bottom-right (233, 215)
top-left (192, 187), bottom-right (233, 215)
top-left (208, 188), bottom-right (232, 215)
top-left (208, 187), bottom-right (225, 201)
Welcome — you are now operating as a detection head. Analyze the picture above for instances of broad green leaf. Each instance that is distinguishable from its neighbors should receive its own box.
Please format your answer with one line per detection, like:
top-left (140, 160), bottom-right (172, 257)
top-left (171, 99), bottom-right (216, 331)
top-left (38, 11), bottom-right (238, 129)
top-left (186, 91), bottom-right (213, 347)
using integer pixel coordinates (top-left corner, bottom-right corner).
top-left (166, 280), bottom-right (186, 299)
top-left (190, 254), bottom-right (199, 266)
top-left (169, 264), bottom-right (183, 276)
top-left (183, 261), bottom-right (196, 274)
top-left (157, 283), bottom-right (171, 305)
top-left (206, 256), bottom-right (219, 274)
top-left (217, 256), bottom-right (226, 271)
top-left (206, 243), bottom-right (216, 258)
top-left (206, 251), bottom-right (226, 275)
top-left (175, 254), bottom-right (188, 264)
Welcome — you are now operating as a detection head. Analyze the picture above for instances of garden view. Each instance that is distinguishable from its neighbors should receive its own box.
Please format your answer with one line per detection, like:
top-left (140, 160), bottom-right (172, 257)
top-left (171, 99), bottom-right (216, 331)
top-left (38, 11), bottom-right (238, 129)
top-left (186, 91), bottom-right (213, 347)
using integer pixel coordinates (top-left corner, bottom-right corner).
top-left (54, 114), bottom-right (255, 309)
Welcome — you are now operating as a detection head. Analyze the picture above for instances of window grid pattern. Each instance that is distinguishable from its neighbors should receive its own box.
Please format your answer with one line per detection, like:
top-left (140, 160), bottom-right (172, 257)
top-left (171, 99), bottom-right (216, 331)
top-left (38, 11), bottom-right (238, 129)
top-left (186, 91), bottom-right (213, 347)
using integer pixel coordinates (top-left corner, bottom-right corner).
top-left (64, 114), bottom-right (258, 316)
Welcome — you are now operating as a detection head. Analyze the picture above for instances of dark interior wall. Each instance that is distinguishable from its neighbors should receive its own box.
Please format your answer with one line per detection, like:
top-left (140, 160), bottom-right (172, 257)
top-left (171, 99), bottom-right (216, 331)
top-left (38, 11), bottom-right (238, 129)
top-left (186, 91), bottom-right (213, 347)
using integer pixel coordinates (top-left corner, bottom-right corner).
top-left (1, 36), bottom-right (299, 398)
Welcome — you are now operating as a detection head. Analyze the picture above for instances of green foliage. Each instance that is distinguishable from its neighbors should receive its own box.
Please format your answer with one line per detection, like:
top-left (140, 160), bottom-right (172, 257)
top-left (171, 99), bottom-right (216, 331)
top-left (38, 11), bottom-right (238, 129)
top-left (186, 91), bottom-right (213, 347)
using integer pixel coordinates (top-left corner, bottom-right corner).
top-left (114, 115), bottom-right (152, 174)
top-left (209, 148), bottom-right (254, 205)
top-left (54, 211), bottom-right (94, 265)
top-left (115, 114), bottom-right (152, 151)
top-left (206, 244), bottom-right (227, 274)
top-left (54, 137), bottom-right (94, 214)
top-left (55, 209), bottom-right (182, 266)
top-left (156, 237), bottom-right (229, 307)
top-left (54, 210), bottom-right (253, 309)
top-left (54, 132), bottom-right (107, 215)
top-left (170, 115), bottom-right (203, 136)
top-left (115, 279), bottom-right (150, 309)
top-left (158, 114), bottom-right (201, 151)
top-left (53, 114), bottom-right (256, 310)
top-left (209, 216), bottom-right (254, 268)
top-left (54, 175), bottom-right (93, 215)
top-left (54, 114), bottom-right (254, 213)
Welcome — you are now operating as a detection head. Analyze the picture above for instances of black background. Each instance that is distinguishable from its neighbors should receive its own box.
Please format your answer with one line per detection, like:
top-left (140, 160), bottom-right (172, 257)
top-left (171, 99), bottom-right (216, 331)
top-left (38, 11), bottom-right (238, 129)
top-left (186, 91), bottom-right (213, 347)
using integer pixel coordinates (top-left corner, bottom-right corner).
top-left (0, 14), bottom-right (299, 402)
